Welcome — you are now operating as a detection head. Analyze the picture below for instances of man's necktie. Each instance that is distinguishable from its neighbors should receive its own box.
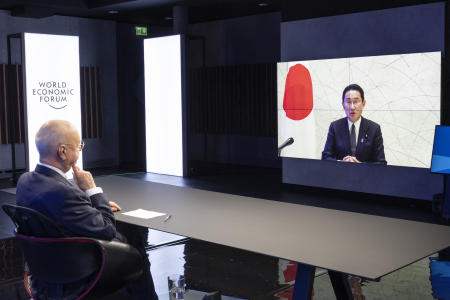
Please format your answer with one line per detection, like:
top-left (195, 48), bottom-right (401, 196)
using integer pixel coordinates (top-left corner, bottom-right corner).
top-left (350, 124), bottom-right (356, 156)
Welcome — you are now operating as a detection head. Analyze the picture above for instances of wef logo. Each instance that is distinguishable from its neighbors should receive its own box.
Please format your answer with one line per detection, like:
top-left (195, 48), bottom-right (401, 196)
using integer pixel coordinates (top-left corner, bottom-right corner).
top-left (32, 81), bottom-right (75, 109)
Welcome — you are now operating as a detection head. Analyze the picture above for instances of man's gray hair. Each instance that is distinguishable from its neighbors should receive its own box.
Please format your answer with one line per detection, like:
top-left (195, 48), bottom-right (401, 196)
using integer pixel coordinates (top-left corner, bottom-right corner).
top-left (35, 120), bottom-right (74, 159)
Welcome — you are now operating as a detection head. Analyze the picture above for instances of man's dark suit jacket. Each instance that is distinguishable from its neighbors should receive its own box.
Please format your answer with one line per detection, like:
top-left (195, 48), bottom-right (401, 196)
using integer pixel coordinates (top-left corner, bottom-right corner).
top-left (15, 164), bottom-right (125, 299)
top-left (16, 164), bottom-right (158, 300)
top-left (321, 117), bottom-right (387, 164)
top-left (16, 164), bottom-right (124, 241)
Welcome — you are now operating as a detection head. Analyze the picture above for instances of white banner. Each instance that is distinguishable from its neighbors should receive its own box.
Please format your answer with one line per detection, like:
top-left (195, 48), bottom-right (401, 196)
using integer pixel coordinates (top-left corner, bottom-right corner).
top-left (23, 33), bottom-right (82, 175)
top-left (144, 35), bottom-right (183, 176)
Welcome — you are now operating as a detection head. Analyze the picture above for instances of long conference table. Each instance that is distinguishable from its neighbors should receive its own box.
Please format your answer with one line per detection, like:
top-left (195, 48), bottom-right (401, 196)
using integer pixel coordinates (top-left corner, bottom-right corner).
top-left (96, 175), bottom-right (450, 300)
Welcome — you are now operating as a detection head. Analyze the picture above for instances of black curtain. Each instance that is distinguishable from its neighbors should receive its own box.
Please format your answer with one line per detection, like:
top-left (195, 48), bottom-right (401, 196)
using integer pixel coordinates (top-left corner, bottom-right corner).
top-left (80, 66), bottom-right (103, 139)
top-left (189, 63), bottom-right (277, 137)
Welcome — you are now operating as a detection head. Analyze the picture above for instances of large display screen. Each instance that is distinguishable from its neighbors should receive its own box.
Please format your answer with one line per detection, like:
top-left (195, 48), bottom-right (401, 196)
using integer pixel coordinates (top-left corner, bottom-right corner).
top-left (23, 33), bottom-right (82, 175)
top-left (431, 126), bottom-right (450, 174)
top-left (277, 52), bottom-right (441, 168)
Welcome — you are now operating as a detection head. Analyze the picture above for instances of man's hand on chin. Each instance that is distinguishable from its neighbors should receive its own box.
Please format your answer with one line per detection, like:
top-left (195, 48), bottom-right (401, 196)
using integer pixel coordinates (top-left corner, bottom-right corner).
top-left (72, 165), bottom-right (96, 191)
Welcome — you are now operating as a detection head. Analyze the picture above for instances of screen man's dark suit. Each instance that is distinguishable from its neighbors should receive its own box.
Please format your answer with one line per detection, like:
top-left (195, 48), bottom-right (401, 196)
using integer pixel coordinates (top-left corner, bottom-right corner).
top-left (16, 164), bottom-right (158, 300)
top-left (321, 117), bottom-right (387, 164)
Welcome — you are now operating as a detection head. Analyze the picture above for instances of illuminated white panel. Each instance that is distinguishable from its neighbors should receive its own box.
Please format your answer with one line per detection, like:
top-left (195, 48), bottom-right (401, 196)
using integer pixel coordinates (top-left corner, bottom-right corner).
top-left (144, 35), bottom-right (183, 176)
top-left (23, 33), bottom-right (82, 176)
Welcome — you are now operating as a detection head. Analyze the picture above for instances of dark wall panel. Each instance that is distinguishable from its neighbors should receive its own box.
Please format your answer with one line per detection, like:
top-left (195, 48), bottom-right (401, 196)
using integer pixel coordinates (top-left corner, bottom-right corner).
top-left (189, 12), bottom-right (281, 67)
top-left (281, 3), bottom-right (444, 62)
top-left (0, 64), bottom-right (8, 144)
top-left (0, 64), bottom-right (24, 145)
top-left (80, 66), bottom-right (103, 139)
top-left (187, 13), bottom-right (281, 172)
top-left (116, 23), bottom-right (146, 171)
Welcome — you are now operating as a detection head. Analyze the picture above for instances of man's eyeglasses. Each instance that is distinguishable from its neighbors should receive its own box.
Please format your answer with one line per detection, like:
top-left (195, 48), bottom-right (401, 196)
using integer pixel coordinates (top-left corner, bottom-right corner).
top-left (344, 100), bottom-right (362, 107)
top-left (61, 141), bottom-right (85, 151)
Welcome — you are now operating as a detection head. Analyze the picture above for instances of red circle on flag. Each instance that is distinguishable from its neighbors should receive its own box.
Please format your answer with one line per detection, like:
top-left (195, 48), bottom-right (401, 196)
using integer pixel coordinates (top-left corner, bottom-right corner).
top-left (283, 64), bottom-right (313, 121)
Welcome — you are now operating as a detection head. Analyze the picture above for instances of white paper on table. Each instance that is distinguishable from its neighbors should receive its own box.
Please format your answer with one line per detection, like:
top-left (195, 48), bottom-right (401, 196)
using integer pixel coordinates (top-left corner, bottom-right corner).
top-left (122, 209), bottom-right (166, 219)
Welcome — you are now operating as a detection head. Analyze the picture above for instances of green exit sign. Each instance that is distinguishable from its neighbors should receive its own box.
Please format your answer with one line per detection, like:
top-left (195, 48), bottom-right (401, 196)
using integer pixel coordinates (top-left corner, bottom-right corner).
top-left (135, 26), bottom-right (148, 36)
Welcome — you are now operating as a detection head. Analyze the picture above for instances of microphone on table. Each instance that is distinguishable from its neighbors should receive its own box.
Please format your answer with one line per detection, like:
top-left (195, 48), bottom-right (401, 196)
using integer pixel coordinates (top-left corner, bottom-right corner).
top-left (278, 137), bottom-right (294, 157)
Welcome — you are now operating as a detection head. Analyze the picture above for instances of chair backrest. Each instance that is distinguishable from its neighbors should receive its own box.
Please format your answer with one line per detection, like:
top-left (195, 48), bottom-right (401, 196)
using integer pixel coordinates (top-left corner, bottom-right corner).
top-left (15, 233), bottom-right (102, 284)
top-left (2, 204), bottom-right (102, 284)
top-left (2, 204), bottom-right (66, 237)
top-left (2, 204), bottom-right (143, 298)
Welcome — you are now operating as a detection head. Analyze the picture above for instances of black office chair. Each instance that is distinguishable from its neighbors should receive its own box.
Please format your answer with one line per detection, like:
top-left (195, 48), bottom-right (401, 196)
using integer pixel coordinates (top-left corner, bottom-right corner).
top-left (2, 204), bottom-right (143, 300)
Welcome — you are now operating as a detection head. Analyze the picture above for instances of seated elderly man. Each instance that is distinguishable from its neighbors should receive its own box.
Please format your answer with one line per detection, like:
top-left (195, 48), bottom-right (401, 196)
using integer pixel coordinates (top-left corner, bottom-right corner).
top-left (16, 120), bottom-right (158, 300)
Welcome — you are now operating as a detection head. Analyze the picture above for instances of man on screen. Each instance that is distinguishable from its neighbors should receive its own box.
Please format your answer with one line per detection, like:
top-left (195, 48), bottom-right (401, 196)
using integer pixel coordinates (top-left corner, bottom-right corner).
top-left (321, 84), bottom-right (387, 164)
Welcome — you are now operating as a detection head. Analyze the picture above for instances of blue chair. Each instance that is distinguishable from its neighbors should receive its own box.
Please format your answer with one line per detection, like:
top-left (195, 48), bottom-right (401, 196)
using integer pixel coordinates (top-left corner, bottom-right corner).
top-left (429, 257), bottom-right (450, 300)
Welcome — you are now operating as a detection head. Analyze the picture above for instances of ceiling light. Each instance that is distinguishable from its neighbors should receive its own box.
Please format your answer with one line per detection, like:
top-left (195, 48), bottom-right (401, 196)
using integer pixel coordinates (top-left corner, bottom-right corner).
top-left (258, 2), bottom-right (269, 7)
top-left (108, 10), bottom-right (119, 14)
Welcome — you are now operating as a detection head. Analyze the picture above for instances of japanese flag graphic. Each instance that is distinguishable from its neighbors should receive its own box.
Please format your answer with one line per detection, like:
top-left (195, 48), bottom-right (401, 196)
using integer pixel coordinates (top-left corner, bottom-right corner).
top-left (279, 63), bottom-right (316, 158)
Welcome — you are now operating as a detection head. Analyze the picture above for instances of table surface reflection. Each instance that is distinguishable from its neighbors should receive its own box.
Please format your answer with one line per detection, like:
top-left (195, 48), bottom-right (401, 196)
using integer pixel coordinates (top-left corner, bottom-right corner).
top-left (96, 175), bottom-right (450, 280)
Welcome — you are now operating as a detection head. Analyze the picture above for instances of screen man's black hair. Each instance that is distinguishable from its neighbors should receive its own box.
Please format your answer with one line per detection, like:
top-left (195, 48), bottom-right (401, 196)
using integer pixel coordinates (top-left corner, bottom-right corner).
top-left (342, 84), bottom-right (365, 101)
